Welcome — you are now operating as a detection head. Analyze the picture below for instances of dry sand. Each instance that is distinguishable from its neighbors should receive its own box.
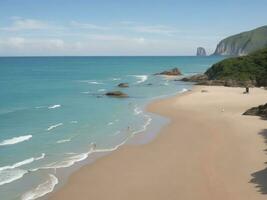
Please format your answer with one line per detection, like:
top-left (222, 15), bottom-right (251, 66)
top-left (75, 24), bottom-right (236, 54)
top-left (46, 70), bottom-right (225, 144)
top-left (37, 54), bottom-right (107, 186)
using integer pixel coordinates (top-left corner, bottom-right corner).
top-left (49, 86), bottom-right (267, 200)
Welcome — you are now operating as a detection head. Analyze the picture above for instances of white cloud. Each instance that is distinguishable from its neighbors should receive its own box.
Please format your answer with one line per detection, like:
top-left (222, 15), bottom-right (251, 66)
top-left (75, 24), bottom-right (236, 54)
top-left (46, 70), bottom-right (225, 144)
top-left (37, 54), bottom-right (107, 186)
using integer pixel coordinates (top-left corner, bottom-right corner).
top-left (0, 17), bottom-right (218, 55)
top-left (130, 25), bottom-right (179, 36)
top-left (0, 37), bottom-right (66, 55)
top-left (0, 18), bottom-right (50, 31)
top-left (5, 37), bottom-right (26, 49)
top-left (70, 20), bottom-right (109, 30)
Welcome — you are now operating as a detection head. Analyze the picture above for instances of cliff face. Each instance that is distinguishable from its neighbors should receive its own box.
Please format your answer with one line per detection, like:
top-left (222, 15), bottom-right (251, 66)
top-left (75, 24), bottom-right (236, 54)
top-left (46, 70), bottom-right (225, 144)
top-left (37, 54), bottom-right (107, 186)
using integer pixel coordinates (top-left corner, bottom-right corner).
top-left (196, 47), bottom-right (207, 56)
top-left (213, 26), bottom-right (267, 56)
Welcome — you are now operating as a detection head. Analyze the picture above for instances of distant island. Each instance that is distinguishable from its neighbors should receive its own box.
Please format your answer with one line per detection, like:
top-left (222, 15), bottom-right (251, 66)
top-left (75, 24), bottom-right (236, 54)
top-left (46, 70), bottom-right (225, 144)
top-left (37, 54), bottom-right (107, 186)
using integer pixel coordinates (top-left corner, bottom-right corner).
top-left (213, 26), bottom-right (267, 56)
top-left (196, 47), bottom-right (207, 56)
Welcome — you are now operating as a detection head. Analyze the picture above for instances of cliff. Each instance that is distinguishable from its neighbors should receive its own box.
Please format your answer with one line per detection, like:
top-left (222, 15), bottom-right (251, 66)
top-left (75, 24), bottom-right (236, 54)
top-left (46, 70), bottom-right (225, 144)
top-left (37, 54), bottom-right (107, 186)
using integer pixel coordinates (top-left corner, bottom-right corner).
top-left (213, 26), bottom-right (267, 56)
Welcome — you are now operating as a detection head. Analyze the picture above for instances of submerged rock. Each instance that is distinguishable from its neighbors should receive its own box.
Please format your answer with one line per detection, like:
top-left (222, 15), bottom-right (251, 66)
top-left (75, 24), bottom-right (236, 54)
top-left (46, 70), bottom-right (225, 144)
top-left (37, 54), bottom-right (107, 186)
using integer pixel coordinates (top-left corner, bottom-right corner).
top-left (105, 91), bottom-right (128, 98)
top-left (118, 83), bottom-right (129, 88)
top-left (155, 68), bottom-right (182, 76)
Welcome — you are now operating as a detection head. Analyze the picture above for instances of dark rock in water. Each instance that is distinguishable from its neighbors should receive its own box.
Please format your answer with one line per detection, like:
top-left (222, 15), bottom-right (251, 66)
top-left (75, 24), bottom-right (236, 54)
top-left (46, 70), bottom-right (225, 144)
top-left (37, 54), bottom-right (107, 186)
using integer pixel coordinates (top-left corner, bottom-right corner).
top-left (105, 91), bottom-right (128, 98)
top-left (118, 83), bottom-right (129, 88)
top-left (145, 83), bottom-right (153, 86)
top-left (196, 47), bottom-right (207, 56)
top-left (155, 68), bottom-right (182, 76)
top-left (243, 103), bottom-right (267, 119)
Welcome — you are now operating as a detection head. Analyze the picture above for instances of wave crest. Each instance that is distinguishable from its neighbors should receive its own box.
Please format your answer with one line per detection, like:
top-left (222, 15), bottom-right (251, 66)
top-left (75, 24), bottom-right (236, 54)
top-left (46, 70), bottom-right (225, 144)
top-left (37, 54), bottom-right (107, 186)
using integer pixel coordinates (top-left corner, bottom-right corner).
top-left (48, 104), bottom-right (61, 109)
top-left (47, 123), bottom-right (63, 131)
top-left (0, 135), bottom-right (32, 146)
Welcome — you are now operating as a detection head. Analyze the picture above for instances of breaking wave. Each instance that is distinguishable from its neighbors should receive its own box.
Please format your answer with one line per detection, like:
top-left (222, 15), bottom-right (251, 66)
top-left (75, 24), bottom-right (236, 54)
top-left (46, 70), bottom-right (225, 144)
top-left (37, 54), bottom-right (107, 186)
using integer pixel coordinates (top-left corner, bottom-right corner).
top-left (21, 174), bottom-right (58, 200)
top-left (0, 153), bottom-right (45, 186)
top-left (132, 75), bottom-right (148, 84)
top-left (0, 135), bottom-right (32, 146)
top-left (47, 123), bottom-right (63, 131)
top-left (48, 104), bottom-right (61, 109)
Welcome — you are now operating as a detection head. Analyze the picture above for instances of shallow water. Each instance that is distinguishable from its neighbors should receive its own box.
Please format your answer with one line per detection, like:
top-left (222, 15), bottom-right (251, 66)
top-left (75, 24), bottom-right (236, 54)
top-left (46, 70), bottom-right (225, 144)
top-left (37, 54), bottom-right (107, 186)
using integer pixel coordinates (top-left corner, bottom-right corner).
top-left (0, 56), bottom-right (224, 200)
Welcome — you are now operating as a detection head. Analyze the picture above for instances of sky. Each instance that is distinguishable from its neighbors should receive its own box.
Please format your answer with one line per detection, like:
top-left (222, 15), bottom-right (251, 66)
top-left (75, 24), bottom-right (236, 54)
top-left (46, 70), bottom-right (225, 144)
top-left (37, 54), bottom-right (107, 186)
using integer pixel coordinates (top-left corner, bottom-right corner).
top-left (0, 0), bottom-right (266, 56)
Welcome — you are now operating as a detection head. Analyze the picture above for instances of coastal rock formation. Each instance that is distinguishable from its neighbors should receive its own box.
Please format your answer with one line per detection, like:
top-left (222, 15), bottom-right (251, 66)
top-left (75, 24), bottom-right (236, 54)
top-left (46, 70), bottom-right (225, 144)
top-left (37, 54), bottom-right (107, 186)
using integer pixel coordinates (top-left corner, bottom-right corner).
top-left (207, 47), bottom-right (267, 87)
top-left (181, 74), bottom-right (208, 82)
top-left (181, 47), bottom-right (267, 87)
top-left (105, 91), bottom-right (128, 98)
top-left (243, 103), bottom-right (267, 119)
top-left (213, 26), bottom-right (267, 56)
top-left (181, 74), bottom-right (257, 87)
top-left (196, 47), bottom-right (207, 56)
top-left (155, 68), bottom-right (182, 76)
top-left (118, 83), bottom-right (129, 88)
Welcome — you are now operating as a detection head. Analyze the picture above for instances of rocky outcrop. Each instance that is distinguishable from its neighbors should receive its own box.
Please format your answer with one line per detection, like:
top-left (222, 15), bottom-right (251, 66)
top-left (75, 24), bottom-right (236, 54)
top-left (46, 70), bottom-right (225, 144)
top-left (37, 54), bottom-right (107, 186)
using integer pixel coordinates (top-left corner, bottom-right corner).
top-left (155, 68), bottom-right (182, 76)
top-left (180, 74), bottom-right (256, 87)
top-left (181, 74), bottom-right (208, 82)
top-left (118, 83), bottom-right (129, 88)
top-left (105, 91), bottom-right (128, 98)
top-left (196, 47), bottom-right (207, 56)
top-left (243, 103), bottom-right (267, 119)
top-left (213, 26), bottom-right (267, 56)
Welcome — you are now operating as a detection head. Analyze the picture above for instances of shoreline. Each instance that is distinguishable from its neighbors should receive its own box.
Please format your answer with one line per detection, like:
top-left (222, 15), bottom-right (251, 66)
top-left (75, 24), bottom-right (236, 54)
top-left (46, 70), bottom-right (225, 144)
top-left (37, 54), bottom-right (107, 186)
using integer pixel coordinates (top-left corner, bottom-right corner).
top-left (49, 85), bottom-right (267, 200)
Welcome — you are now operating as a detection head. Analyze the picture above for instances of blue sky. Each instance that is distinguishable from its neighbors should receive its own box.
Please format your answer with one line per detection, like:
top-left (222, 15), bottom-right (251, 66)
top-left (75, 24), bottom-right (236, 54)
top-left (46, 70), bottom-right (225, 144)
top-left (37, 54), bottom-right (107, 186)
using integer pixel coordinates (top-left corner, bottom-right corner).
top-left (0, 0), bottom-right (266, 56)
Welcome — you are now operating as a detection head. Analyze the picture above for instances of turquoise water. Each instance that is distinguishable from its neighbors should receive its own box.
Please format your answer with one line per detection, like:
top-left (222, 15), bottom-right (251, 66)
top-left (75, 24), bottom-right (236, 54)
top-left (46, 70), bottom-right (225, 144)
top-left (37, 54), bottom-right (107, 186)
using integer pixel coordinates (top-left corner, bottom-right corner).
top-left (0, 56), bottom-right (223, 200)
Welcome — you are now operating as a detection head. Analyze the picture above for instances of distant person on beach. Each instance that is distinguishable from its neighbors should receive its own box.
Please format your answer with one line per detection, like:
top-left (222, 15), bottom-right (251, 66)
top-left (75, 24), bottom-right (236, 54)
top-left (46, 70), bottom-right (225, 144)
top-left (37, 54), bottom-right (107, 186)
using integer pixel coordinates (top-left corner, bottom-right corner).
top-left (244, 87), bottom-right (250, 94)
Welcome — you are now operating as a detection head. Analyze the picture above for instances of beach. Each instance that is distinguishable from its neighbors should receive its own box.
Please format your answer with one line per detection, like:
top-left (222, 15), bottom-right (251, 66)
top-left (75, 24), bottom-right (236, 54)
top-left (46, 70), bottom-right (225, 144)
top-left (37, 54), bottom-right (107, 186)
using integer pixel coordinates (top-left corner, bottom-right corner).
top-left (49, 85), bottom-right (267, 200)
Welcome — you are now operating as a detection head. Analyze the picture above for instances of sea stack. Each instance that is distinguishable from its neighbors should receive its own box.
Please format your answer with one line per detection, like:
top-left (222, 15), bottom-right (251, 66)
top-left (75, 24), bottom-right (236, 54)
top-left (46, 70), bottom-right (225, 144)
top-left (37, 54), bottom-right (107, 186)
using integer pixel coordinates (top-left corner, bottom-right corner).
top-left (196, 47), bottom-right (207, 56)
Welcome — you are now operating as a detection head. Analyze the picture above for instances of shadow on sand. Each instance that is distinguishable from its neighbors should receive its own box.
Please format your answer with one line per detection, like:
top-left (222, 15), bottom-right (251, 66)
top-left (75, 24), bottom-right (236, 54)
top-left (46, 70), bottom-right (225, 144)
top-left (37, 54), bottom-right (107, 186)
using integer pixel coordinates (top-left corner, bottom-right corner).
top-left (250, 129), bottom-right (267, 194)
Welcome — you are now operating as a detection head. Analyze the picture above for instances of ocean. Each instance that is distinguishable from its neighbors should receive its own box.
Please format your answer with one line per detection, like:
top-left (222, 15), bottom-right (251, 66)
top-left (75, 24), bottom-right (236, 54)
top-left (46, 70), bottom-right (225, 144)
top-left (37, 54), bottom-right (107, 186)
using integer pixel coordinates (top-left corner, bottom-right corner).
top-left (0, 56), bottom-right (223, 200)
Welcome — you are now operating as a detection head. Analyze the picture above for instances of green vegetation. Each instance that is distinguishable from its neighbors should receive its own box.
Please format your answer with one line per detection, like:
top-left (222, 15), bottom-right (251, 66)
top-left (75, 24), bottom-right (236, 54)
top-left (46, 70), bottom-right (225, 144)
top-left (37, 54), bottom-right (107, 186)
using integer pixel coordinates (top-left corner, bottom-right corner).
top-left (206, 48), bottom-right (267, 86)
top-left (213, 26), bottom-right (267, 56)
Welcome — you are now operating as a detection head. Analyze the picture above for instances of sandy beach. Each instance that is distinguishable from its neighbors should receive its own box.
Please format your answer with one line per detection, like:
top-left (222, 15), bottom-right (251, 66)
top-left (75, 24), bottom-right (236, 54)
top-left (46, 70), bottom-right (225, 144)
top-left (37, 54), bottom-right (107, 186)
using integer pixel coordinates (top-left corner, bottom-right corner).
top-left (49, 86), bottom-right (267, 200)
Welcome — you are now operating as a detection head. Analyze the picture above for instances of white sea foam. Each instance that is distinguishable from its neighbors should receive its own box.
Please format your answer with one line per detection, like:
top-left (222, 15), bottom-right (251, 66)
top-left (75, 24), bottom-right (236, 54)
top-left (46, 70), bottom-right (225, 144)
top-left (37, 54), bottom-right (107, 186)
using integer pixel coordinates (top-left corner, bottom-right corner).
top-left (0, 169), bottom-right (27, 186)
top-left (81, 91), bottom-right (91, 94)
top-left (70, 121), bottom-right (78, 124)
top-left (112, 78), bottom-right (121, 81)
top-left (98, 89), bottom-right (106, 92)
top-left (132, 115), bottom-right (152, 135)
top-left (56, 139), bottom-right (71, 144)
top-left (0, 154), bottom-right (45, 171)
top-left (163, 81), bottom-right (169, 86)
top-left (41, 153), bottom-right (89, 169)
top-left (134, 75), bottom-right (148, 84)
top-left (48, 104), bottom-right (61, 109)
top-left (47, 123), bottom-right (63, 131)
top-left (0, 154), bottom-right (45, 186)
top-left (134, 106), bottom-right (143, 115)
top-left (107, 122), bottom-right (114, 126)
top-left (179, 88), bottom-right (189, 93)
top-left (21, 174), bottom-right (58, 200)
top-left (81, 80), bottom-right (103, 85)
top-left (35, 153), bottom-right (46, 161)
top-left (0, 135), bottom-right (32, 146)
top-left (35, 106), bottom-right (45, 109)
